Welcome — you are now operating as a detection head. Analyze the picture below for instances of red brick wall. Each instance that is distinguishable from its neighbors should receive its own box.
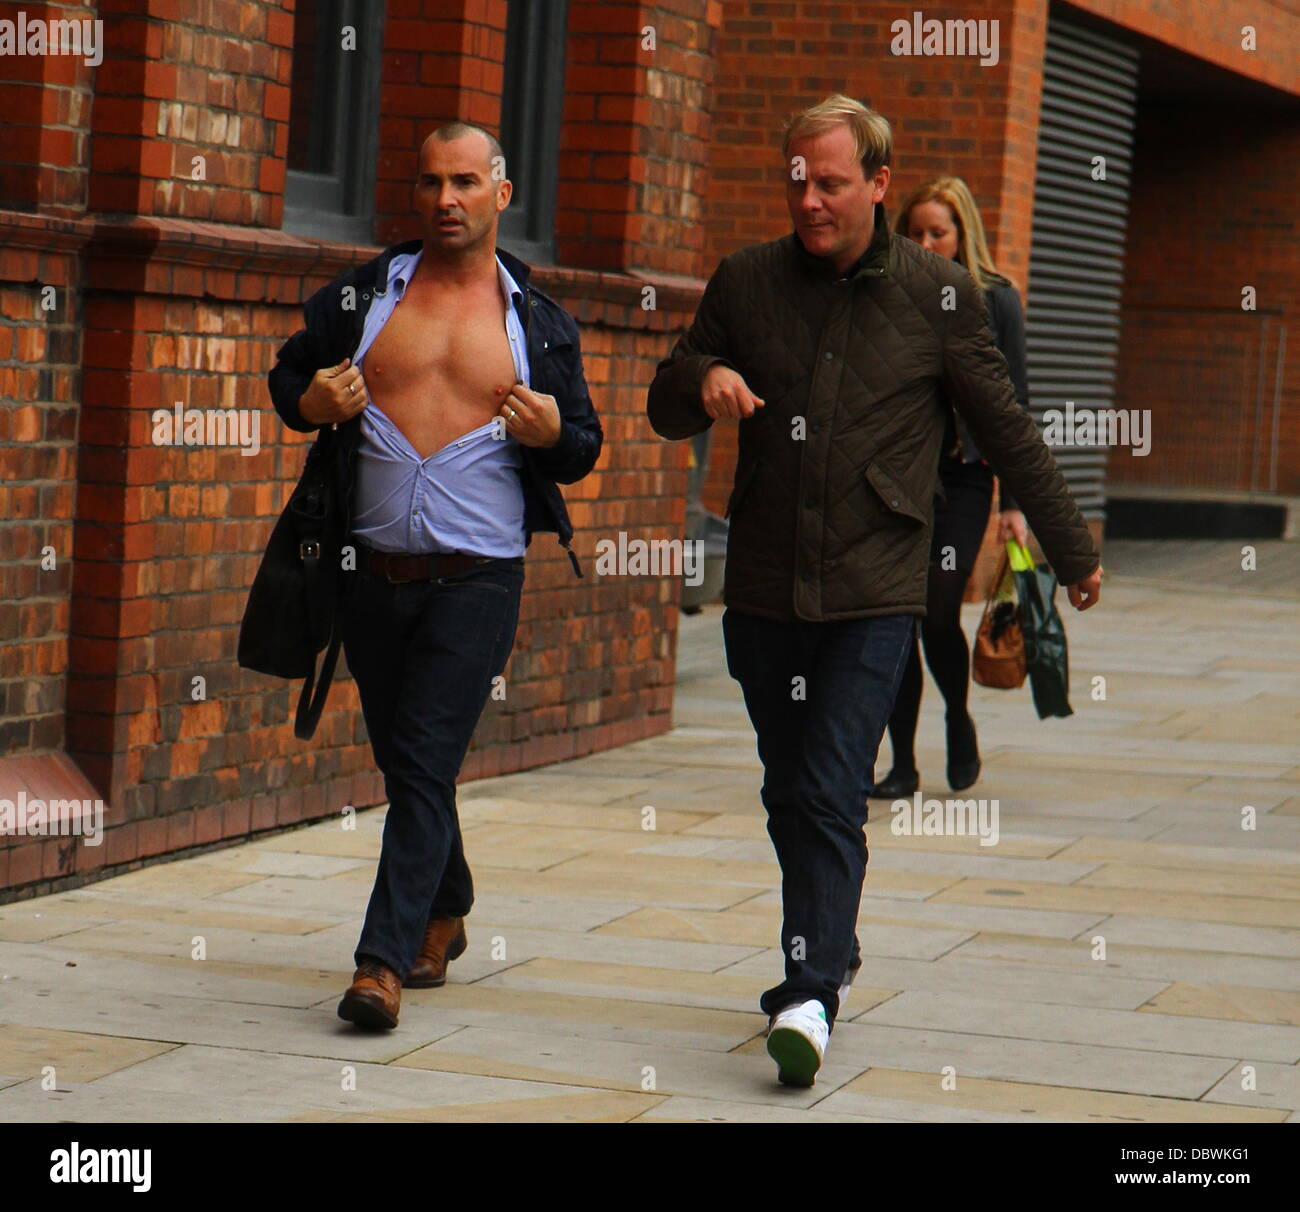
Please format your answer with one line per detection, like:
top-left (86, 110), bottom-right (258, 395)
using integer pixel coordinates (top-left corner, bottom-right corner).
top-left (0, 0), bottom-right (705, 898)
top-left (1064, 0), bottom-right (1298, 95)
top-left (88, 2), bottom-right (291, 225)
top-left (0, 0), bottom-right (99, 214)
top-left (557, 0), bottom-right (722, 276)
top-left (375, 0), bottom-right (509, 246)
top-left (1, 205), bottom-right (695, 897)
top-left (1111, 102), bottom-right (1300, 494)
top-left (0, 218), bottom-right (84, 757)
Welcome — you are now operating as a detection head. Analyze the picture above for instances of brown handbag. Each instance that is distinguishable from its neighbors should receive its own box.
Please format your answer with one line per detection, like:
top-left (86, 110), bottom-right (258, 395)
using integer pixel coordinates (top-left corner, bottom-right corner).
top-left (972, 549), bottom-right (1027, 689)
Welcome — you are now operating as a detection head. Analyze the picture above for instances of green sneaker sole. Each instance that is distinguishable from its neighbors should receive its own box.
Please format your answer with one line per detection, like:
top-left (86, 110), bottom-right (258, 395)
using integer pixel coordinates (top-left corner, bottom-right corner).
top-left (767, 1026), bottom-right (821, 1087)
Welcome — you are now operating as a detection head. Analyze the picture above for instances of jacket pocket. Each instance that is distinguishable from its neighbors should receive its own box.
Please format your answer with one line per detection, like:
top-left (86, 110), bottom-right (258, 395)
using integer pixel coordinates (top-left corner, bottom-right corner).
top-left (529, 340), bottom-right (573, 394)
top-left (725, 457), bottom-right (761, 519)
top-left (864, 459), bottom-right (928, 524)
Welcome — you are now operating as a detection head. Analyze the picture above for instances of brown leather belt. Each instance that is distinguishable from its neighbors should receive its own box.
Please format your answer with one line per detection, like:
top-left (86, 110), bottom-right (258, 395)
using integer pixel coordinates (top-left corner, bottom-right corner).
top-left (359, 547), bottom-right (494, 583)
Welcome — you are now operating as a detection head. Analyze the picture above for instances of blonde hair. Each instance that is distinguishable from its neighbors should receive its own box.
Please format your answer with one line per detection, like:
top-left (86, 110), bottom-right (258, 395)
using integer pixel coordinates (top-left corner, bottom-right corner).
top-left (894, 177), bottom-right (1009, 292)
top-left (782, 94), bottom-right (892, 177)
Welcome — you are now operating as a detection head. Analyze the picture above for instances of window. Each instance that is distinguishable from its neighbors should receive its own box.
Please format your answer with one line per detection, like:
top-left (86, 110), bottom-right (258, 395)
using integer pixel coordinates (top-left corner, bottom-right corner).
top-left (283, 0), bottom-right (386, 244)
top-left (498, 0), bottom-right (569, 264)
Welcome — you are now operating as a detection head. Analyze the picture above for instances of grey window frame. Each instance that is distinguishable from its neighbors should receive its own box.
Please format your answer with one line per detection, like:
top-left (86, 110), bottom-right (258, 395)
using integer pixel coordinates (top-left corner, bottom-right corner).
top-left (498, 0), bottom-right (568, 265)
top-left (283, 0), bottom-right (387, 245)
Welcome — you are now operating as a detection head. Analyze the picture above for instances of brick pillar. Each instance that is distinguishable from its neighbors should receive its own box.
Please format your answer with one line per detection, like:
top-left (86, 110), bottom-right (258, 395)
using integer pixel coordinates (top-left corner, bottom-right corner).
top-left (87, 0), bottom-right (291, 225)
top-left (374, 0), bottom-right (509, 246)
top-left (0, 0), bottom-right (98, 215)
top-left (0, 219), bottom-right (84, 757)
top-left (557, 0), bottom-right (722, 277)
top-left (65, 288), bottom-right (163, 808)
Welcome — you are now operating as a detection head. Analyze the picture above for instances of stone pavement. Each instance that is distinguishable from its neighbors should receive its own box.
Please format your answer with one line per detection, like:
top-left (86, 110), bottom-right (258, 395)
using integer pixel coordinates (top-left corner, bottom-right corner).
top-left (1, 543), bottom-right (1297, 1122)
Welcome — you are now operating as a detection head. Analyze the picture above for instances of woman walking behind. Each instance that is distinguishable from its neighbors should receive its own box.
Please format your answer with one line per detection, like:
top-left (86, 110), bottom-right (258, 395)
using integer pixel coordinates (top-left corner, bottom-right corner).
top-left (871, 177), bottom-right (1032, 798)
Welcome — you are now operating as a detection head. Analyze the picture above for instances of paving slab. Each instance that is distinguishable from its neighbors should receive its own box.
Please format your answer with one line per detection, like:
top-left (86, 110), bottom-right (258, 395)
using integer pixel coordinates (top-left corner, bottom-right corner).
top-left (852, 990), bottom-right (1300, 1062)
top-left (815, 1068), bottom-right (1285, 1124)
top-left (2, 574), bottom-right (1295, 1121)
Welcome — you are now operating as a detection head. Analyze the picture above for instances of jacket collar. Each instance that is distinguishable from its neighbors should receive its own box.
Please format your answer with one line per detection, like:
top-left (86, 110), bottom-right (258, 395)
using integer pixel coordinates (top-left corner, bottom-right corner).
top-left (370, 240), bottom-right (534, 292)
top-left (789, 201), bottom-right (892, 282)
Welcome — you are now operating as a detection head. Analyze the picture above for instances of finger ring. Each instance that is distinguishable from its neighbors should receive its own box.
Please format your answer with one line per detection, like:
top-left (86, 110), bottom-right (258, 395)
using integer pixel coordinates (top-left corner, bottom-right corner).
top-left (507, 408), bottom-right (516, 420)
top-left (349, 383), bottom-right (356, 395)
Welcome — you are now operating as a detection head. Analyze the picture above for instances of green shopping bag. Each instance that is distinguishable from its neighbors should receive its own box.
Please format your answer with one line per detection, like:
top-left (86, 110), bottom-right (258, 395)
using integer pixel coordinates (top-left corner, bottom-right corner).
top-left (1007, 540), bottom-right (1072, 719)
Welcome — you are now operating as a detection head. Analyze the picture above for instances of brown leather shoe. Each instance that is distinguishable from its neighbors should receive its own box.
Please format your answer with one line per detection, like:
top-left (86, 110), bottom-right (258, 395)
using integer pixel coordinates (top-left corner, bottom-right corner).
top-left (405, 917), bottom-right (467, 988)
top-left (337, 958), bottom-right (401, 1029)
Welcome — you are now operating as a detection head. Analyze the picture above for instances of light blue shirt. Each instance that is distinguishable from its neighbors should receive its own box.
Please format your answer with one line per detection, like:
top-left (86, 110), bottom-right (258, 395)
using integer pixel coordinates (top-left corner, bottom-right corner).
top-left (350, 249), bottom-right (529, 557)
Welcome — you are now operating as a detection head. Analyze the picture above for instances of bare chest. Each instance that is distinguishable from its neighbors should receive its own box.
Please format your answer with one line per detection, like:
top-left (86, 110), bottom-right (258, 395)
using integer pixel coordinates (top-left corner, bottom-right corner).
top-left (363, 285), bottom-right (519, 457)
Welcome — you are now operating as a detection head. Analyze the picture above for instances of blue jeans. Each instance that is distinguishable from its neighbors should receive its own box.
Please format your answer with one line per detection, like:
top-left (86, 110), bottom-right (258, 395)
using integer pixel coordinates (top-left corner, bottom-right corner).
top-left (340, 553), bottom-right (524, 977)
top-left (722, 607), bottom-right (915, 1025)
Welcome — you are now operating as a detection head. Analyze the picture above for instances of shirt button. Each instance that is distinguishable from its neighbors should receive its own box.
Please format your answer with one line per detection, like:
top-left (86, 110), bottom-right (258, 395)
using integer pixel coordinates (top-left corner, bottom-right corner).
top-left (823, 351), bottom-right (833, 361)
top-left (890, 498), bottom-right (900, 507)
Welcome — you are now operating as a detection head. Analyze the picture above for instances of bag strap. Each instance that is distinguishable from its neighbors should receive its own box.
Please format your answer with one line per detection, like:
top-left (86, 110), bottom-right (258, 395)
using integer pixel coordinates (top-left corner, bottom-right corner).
top-left (293, 426), bottom-right (342, 742)
top-left (980, 546), bottom-right (1011, 624)
top-left (294, 613), bottom-right (342, 740)
top-left (1007, 539), bottom-right (1035, 571)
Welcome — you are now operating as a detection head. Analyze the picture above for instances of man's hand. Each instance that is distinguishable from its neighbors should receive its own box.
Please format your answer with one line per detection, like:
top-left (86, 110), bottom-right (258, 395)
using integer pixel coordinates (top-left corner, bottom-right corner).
top-left (997, 509), bottom-right (1029, 546)
top-left (298, 358), bottom-right (368, 426)
top-left (1067, 566), bottom-right (1103, 611)
top-left (702, 364), bottom-right (765, 420)
top-left (501, 381), bottom-right (562, 448)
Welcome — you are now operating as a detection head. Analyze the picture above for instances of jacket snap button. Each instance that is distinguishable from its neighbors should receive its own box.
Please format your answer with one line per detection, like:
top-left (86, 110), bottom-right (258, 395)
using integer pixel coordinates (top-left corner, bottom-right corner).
top-left (890, 498), bottom-right (899, 507)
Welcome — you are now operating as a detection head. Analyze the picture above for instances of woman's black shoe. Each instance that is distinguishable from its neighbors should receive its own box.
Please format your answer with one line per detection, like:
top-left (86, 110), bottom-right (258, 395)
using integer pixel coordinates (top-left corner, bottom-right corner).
top-left (869, 767), bottom-right (919, 799)
top-left (946, 713), bottom-right (981, 791)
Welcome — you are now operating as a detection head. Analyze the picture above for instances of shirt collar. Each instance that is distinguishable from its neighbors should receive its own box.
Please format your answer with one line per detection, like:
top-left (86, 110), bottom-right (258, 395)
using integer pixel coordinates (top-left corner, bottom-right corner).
top-left (495, 255), bottom-right (524, 307)
top-left (387, 249), bottom-right (523, 307)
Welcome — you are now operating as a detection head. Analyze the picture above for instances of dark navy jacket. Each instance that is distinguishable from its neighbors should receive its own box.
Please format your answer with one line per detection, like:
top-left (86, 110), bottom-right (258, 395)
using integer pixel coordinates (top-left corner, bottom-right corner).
top-left (268, 240), bottom-right (602, 574)
top-left (948, 275), bottom-right (1030, 510)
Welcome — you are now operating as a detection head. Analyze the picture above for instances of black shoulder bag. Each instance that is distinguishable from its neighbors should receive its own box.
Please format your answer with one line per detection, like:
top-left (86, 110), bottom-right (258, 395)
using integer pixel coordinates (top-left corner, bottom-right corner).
top-left (237, 426), bottom-right (346, 740)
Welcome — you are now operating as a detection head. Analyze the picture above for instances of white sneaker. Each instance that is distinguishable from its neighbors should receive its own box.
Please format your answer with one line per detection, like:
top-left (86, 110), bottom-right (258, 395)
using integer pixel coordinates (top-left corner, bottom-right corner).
top-left (766, 999), bottom-right (829, 1087)
top-left (838, 956), bottom-right (862, 1011)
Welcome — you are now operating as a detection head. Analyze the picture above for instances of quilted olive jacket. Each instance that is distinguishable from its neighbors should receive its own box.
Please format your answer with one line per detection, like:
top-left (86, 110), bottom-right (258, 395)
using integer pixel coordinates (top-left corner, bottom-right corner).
top-left (647, 202), bottom-right (1100, 621)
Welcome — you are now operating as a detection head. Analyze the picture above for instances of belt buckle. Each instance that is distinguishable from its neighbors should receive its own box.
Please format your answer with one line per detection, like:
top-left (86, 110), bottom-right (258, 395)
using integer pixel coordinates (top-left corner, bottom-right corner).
top-left (381, 553), bottom-right (419, 584)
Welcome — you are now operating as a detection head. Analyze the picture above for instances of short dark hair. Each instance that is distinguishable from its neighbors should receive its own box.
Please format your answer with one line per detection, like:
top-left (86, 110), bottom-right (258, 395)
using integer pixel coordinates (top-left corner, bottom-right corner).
top-left (425, 122), bottom-right (505, 175)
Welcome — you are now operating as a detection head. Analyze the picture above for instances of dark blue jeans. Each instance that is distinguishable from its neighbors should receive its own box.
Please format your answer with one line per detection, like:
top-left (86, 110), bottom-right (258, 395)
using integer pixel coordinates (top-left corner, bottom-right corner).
top-left (722, 607), bottom-right (915, 1026)
top-left (340, 552), bottom-right (524, 977)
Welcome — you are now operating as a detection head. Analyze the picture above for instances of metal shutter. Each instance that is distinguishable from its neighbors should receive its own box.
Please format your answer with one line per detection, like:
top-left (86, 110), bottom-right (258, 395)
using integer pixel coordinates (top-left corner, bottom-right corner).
top-left (1026, 14), bottom-right (1140, 519)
